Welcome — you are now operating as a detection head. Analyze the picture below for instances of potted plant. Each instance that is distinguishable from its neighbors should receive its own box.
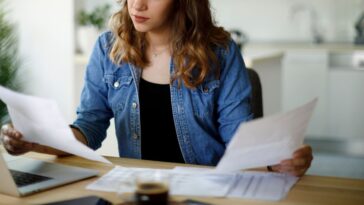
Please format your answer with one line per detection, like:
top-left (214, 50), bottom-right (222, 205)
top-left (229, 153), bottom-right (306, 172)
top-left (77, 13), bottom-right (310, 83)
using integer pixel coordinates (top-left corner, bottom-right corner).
top-left (76, 4), bottom-right (111, 56)
top-left (0, 1), bottom-right (21, 126)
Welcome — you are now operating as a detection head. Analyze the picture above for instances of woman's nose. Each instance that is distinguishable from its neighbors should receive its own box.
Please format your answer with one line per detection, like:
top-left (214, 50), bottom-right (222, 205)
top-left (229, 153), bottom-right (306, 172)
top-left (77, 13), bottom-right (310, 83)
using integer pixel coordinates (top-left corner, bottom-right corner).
top-left (132, 0), bottom-right (147, 11)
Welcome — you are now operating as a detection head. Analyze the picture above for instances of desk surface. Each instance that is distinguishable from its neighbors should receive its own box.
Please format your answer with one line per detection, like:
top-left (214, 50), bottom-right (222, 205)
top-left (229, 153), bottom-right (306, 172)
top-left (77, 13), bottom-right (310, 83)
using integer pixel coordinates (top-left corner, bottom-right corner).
top-left (1, 152), bottom-right (364, 205)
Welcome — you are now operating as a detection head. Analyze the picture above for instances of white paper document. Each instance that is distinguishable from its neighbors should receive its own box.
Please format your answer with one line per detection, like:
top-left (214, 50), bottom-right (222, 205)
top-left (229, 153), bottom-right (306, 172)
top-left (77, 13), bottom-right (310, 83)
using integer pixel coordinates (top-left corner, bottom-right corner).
top-left (172, 166), bottom-right (298, 200)
top-left (216, 99), bottom-right (318, 172)
top-left (87, 166), bottom-right (298, 201)
top-left (0, 86), bottom-right (110, 164)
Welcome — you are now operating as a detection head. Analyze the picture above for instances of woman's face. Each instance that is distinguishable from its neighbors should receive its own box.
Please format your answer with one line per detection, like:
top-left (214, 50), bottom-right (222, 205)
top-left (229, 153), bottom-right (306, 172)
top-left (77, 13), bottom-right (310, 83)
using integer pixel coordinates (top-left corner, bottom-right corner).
top-left (128, 0), bottom-right (174, 33)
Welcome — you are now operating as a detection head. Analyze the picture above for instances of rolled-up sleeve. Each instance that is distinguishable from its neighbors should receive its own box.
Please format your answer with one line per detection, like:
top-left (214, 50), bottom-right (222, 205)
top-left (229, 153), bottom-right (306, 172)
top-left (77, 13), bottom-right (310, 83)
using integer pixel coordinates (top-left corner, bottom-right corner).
top-left (217, 40), bottom-right (253, 145)
top-left (72, 33), bottom-right (113, 150)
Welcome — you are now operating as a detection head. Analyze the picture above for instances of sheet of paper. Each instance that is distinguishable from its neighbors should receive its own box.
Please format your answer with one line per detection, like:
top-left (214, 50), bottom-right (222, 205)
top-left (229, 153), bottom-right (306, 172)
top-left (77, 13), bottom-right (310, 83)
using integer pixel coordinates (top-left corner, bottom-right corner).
top-left (87, 166), bottom-right (233, 197)
top-left (226, 171), bottom-right (298, 201)
top-left (170, 168), bottom-right (235, 197)
top-left (0, 86), bottom-right (110, 164)
top-left (87, 166), bottom-right (297, 201)
top-left (172, 166), bottom-right (298, 201)
top-left (216, 98), bottom-right (317, 172)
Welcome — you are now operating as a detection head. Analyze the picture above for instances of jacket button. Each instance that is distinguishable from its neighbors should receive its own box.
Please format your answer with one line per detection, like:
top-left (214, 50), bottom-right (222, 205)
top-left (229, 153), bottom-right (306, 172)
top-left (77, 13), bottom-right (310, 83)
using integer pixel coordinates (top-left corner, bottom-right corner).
top-left (113, 81), bottom-right (120, 88)
top-left (133, 133), bottom-right (139, 140)
top-left (132, 102), bottom-right (138, 109)
top-left (203, 87), bottom-right (209, 93)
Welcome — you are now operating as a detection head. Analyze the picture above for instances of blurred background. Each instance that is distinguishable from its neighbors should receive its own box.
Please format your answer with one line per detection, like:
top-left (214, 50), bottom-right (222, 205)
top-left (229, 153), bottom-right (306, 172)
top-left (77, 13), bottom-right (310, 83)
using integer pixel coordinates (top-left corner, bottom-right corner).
top-left (2, 0), bottom-right (364, 179)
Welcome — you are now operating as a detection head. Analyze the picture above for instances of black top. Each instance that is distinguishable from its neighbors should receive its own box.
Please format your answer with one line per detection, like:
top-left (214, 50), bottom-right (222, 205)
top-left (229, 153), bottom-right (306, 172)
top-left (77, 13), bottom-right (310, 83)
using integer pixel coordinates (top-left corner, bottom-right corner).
top-left (139, 78), bottom-right (185, 163)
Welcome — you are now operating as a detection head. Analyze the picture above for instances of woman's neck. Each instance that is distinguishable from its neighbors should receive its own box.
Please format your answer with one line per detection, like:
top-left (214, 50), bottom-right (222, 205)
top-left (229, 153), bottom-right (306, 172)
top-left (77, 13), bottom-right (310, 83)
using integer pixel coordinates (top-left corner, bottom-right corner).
top-left (146, 27), bottom-right (171, 49)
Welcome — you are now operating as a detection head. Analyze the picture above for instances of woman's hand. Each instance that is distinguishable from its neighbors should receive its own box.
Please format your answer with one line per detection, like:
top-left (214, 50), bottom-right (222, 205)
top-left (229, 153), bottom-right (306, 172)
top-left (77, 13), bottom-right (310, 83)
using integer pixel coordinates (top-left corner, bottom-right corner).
top-left (269, 145), bottom-right (313, 177)
top-left (0, 124), bottom-right (37, 155)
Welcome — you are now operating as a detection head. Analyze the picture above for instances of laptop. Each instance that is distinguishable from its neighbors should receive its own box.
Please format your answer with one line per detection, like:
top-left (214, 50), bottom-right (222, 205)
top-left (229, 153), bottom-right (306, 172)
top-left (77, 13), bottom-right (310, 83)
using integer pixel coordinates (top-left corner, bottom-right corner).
top-left (0, 153), bottom-right (99, 197)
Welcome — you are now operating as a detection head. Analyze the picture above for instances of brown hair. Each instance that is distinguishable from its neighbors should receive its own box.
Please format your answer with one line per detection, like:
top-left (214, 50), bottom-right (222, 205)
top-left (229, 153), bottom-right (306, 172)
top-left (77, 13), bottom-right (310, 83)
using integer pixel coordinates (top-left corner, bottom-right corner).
top-left (109, 0), bottom-right (230, 88)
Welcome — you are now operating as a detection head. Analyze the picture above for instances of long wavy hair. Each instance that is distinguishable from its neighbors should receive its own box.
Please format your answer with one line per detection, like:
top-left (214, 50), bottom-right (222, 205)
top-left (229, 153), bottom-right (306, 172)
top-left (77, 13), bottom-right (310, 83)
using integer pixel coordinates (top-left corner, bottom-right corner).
top-left (109, 0), bottom-right (231, 88)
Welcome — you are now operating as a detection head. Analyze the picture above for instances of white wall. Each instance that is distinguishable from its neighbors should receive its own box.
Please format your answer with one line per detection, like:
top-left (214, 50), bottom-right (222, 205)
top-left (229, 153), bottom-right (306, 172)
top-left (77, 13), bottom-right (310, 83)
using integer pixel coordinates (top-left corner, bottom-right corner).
top-left (7, 0), bottom-right (75, 122)
top-left (210, 0), bottom-right (364, 43)
top-left (79, 0), bottom-right (364, 43)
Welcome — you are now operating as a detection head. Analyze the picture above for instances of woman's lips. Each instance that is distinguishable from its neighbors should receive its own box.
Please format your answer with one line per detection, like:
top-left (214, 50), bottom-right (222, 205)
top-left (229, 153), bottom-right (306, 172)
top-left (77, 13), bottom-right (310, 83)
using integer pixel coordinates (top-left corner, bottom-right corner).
top-left (134, 15), bottom-right (150, 23)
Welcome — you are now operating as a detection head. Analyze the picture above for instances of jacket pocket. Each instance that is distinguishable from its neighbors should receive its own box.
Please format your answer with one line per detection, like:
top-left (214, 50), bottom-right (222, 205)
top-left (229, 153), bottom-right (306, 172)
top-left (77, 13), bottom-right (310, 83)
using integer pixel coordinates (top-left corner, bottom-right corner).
top-left (103, 74), bottom-right (133, 111)
top-left (192, 80), bottom-right (220, 118)
top-left (103, 74), bottom-right (133, 89)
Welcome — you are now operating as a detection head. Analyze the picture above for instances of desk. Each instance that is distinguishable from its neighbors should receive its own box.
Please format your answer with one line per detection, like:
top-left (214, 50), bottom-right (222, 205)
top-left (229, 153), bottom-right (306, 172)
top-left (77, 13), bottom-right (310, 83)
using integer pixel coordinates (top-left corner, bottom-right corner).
top-left (1, 152), bottom-right (364, 205)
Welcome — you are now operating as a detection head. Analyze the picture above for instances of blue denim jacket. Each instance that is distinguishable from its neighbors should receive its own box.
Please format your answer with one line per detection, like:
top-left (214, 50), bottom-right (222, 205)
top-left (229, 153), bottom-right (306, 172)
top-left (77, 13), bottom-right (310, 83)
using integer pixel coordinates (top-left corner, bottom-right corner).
top-left (72, 32), bottom-right (253, 166)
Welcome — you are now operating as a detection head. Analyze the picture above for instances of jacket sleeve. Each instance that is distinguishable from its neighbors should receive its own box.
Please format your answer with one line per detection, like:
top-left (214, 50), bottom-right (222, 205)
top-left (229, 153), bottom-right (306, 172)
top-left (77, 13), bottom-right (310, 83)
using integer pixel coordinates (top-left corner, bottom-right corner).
top-left (217, 40), bottom-right (253, 145)
top-left (72, 33), bottom-right (113, 150)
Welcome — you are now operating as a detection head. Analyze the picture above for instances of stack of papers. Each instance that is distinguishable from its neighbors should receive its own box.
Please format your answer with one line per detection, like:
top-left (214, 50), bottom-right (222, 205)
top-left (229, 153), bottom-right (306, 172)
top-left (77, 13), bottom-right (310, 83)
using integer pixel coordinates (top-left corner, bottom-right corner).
top-left (87, 166), bottom-right (298, 201)
top-left (87, 99), bottom-right (317, 201)
top-left (0, 86), bottom-right (110, 164)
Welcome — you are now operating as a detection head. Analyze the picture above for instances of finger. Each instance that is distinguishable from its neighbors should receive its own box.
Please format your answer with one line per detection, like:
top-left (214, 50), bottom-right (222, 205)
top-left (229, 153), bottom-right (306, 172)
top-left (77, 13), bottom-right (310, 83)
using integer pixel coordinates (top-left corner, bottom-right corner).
top-left (3, 135), bottom-right (31, 151)
top-left (293, 145), bottom-right (312, 158)
top-left (10, 130), bottom-right (23, 140)
top-left (293, 158), bottom-right (307, 167)
top-left (280, 159), bottom-right (294, 166)
top-left (295, 155), bottom-right (314, 166)
top-left (283, 154), bottom-right (313, 164)
top-left (270, 164), bottom-right (281, 172)
top-left (281, 159), bottom-right (310, 172)
top-left (1, 128), bottom-right (11, 136)
top-left (1, 124), bottom-right (11, 133)
top-left (4, 140), bottom-right (28, 155)
top-left (281, 160), bottom-right (312, 174)
top-left (2, 130), bottom-right (25, 143)
top-left (279, 165), bottom-right (297, 173)
top-left (1, 124), bottom-right (14, 134)
top-left (288, 168), bottom-right (307, 177)
top-left (13, 131), bottom-right (22, 140)
top-left (293, 144), bottom-right (311, 154)
top-left (4, 143), bottom-right (14, 152)
top-left (7, 136), bottom-right (28, 149)
top-left (2, 128), bottom-right (17, 138)
top-left (4, 142), bottom-right (21, 154)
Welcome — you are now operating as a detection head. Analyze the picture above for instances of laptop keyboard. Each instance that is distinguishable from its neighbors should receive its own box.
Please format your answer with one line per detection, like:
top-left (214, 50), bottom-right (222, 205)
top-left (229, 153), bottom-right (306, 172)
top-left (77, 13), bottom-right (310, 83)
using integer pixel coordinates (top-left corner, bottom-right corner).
top-left (10, 169), bottom-right (52, 187)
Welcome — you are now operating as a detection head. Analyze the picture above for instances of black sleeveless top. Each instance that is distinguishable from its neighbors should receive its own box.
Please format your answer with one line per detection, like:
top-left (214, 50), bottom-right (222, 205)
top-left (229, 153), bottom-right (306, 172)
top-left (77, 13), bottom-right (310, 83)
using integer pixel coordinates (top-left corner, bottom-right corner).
top-left (139, 78), bottom-right (185, 163)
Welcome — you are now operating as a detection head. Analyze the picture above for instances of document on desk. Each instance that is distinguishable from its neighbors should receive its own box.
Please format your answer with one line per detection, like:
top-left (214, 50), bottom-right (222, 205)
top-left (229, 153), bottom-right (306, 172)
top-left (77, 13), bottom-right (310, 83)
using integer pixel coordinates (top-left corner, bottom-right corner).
top-left (216, 98), bottom-right (318, 172)
top-left (0, 86), bottom-right (110, 164)
top-left (173, 166), bottom-right (298, 201)
top-left (87, 166), bottom-right (298, 201)
top-left (87, 166), bottom-right (226, 197)
top-left (87, 166), bottom-right (232, 197)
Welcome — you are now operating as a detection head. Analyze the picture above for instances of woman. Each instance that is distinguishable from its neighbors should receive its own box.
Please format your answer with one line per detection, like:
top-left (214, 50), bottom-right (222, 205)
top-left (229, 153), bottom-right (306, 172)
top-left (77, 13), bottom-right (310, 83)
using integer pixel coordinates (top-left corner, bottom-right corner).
top-left (0, 0), bottom-right (312, 176)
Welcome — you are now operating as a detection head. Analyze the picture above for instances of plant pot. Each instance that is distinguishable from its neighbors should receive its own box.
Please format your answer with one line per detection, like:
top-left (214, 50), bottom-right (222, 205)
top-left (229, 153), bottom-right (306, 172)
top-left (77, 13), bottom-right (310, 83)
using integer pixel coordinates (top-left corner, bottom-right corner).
top-left (77, 26), bottom-right (100, 57)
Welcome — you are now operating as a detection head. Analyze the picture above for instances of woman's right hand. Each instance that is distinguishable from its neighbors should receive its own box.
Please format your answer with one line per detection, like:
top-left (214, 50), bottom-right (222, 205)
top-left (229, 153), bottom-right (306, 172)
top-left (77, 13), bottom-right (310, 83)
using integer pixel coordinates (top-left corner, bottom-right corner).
top-left (0, 124), bottom-right (37, 155)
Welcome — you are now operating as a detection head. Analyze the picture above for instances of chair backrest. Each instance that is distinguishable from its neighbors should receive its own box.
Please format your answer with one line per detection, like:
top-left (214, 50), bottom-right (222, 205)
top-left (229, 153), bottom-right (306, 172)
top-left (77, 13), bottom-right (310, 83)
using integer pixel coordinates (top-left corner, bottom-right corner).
top-left (246, 68), bottom-right (263, 119)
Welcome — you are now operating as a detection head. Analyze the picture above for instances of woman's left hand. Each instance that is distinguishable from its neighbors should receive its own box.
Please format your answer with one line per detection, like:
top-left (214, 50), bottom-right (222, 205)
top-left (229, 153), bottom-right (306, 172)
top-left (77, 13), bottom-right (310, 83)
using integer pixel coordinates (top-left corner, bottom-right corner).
top-left (269, 145), bottom-right (313, 177)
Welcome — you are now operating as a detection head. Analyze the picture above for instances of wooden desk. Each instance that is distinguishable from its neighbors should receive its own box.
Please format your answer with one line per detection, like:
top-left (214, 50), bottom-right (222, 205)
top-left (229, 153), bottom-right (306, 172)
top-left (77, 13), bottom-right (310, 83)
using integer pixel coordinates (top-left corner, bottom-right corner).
top-left (1, 152), bottom-right (364, 205)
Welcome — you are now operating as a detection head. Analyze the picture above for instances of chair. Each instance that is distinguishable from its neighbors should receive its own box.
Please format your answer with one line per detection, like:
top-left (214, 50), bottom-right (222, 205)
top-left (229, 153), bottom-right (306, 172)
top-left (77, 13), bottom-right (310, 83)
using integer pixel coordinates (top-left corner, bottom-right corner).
top-left (246, 68), bottom-right (263, 119)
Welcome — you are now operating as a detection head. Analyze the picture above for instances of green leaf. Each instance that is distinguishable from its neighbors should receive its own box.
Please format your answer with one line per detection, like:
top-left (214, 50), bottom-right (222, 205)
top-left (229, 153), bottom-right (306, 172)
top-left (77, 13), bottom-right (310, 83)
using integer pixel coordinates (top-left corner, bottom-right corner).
top-left (76, 4), bottom-right (111, 30)
top-left (0, 0), bottom-right (21, 125)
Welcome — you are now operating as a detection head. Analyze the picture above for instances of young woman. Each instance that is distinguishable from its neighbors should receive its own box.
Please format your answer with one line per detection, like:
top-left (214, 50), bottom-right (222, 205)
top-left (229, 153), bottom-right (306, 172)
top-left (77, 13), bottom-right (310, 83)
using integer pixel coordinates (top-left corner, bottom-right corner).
top-left (1, 0), bottom-right (312, 176)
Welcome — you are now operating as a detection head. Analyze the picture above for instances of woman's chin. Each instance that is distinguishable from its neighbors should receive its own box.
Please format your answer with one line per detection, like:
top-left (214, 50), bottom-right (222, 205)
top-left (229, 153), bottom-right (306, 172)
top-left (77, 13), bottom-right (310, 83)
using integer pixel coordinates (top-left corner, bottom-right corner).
top-left (133, 25), bottom-right (150, 33)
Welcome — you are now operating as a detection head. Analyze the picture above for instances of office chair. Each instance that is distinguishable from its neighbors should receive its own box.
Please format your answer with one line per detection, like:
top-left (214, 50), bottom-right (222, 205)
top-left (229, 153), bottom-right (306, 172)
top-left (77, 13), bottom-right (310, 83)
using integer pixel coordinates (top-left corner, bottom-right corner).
top-left (246, 68), bottom-right (263, 119)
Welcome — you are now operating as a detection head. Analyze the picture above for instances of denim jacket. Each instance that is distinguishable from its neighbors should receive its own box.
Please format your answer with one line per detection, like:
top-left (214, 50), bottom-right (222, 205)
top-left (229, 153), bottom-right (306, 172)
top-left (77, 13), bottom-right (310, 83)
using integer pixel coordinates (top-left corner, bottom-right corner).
top-left (72, 32), bottom-right (253, 166)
